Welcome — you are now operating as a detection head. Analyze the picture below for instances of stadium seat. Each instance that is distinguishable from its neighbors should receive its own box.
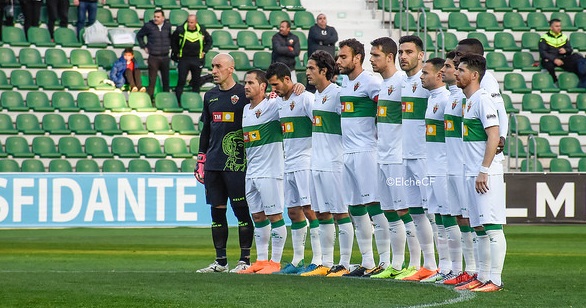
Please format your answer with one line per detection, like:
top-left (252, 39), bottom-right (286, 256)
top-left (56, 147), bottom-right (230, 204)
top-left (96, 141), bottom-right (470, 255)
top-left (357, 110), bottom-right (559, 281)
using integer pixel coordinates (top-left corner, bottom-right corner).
top-left (49, 159), bottom-right (73, 172)
top-left (0, 113), bottom-right (17, 134)
top-left (120, 114), bottom-right (148, 135)
top-left (256, 0), bottom-right (281, 10)
top-left (486, 52), bottom-right (513, 72)
top-left (393, 12), bottom-right (417, 31)
top-left (269, 11), bottom-right (291, 28)
top-left (294, 11), bottom-right (315, 30)
top-left (54, 28), bottom-right (83, 47)
top-left (528, 137), bottom-right (558, 158)
top-left (577, 94), bottom-right (586, 111)
top-left (138, 137), bottom-right (166, 158)
top-left (292, 31), bottom-right (307, 50)
top-left (71, 49), bottom-right (97, 68)
top-left (558, 72), bottom-right (586, 93)
top-left (253, 51), bottom-right (272, 70)
top-left (68, 114), bottom-right (96, 135)
top-left (128, 159), bottom-right (152, 172)
top-left (75, 159), bottom-right (100, 172)
top-left (476, 12), bottom-right (503, 31)
top-left (58, 137), bottom-right (86, 158)
top-left (467, 33), bottom-right (494, 51)
top-left (117, 8), bottom-right (142, 27)
top-left (494, 32), bottom-right (521, 51)
top-left (539, 115), bottom-right (568, 135)
top-left (181, 92), bottom-right (203, 112)
top-left (559, 137), bottom-right (586, 157)
top-left (43, 114), bottom-right (71, 134)
top-left (579, 158), bottom-right (586, 172)
top-left (1, 91), bottom-right (27, 111)
top-left (569, 115), bottom-right (586, 135)
top-left (85, 137), bottom-right (113, 158)
top-left (169, 9), bottom-right (189, 27)
top-left (129, 92), bottom-right (157, 112)
top-left (437, 32), bottom-right (458, 51)
top-left (96, 7), bottom-right (116, 26)
top-left (96, 50), bottom-right (118, 70)
top-left (511, 0), bottom-right (533, 11)
top-left (171, 115), bottom-right (198, 135)
top-left (87, 71), bottom-right (114, 90)
top-left (551, 12), bottom-right (577, 31)
top-left (21, 159), bottom-right (45, 172)
top-left (16, 114), bottom-right (44, 134)
top-left (557, 0), bottom-right (582, 10)
top-left (36, 70), bottom-right (65, 90)
top-left (521, 32), bottom-right (541, 52)
top-left (212, 30), bottom-right (238, 50)
top-left (549, 158), bottom-right (573, 172)
top-left (155, 159), bottom-right (179, 172)
top-left (62, 71), bottom-right (89, 90)
top-left (130, 0), bottom-right (154, 8)
top-left (510, 115), bottom-right (538, 135)
top-left (6, 136), bottom-right (34, 158)
top-left (45, 48), bottom-right (73, 68)
top-left (532, 73), bottom-right (559, 93)
top-left (103, 92), bottom-right (131, 112)
top-left (11, 70), bottom-right (39, 90)
top-left (180, 0), bottom-right (205, 9)
top-left (526, 12), bottom-right (550, 31)
top-left (522, 94), bottom-right (550, 113)
top-left (164, 138), bottom-right (192, 158)
top-left (504, 73), bottom-right (531, 93)
top-left (221, 10), bottom-right (247, 29)
top-left (112, 137), bottom-right (140, 158)
top-left (196, 10), bottom-right (222, 29)
top-left (154, 0), bottom-right (180, 8)
top-left (503, 12), bottom-right (529, 31)
top-left (153, 93), bottom-right (181, 112)
top-left (105, 0), bottom-right (127, 8)
top-left (0, 48), bottom-right (20, 68)
top-left (189, 137), bottom-right (200, 154)
top-left (281, 0), bottom-right (305, 9)
top-left (19, 48), bottom-right (47, 68)
top-left (230, 51), bottom-right (253, 71)
top-left (573, 12), bottom-right (586, 30)
top-left (26, 92), bottom-right (53, 112)
top-left (512, 52), bottom-right (540, 71)
top-left (103, 159), bottom-right (126, 172)
top-left (459, 0), bottom-right (485, 11)
top-left (533, 0), bottom-right (557, 11)
top-left (181, 159), bottom-right (196, 172)
top-left (261, 31), bottom-right (277, 48)
top-left (504, 136), bottom-right (527, 157)
top-left (32, 136), bottom-right (61, 158)
top-left (93, 114), bottom-right (121, 136)
top-left (232, 0), bottom-right (256, 10)
top-left (485, 0), bottom-right (512, 11)
top-left (2, 27), bottom-right (30, 46)
top-left (520, 159), bottom-right (544, 172)
top-left (246, 11), bottom-right (273, 29)
top-left (0, 159), bottom-right (19, 172)
top-left (550, 93), bottom-right (579, 113)
top-left (77, 92), bottom-right (104, 112)
top-left (146, 114), bottom-right (174, 134)
top-left (203, 50), bottom-right (218, 70)
top-left (237, 31), bottom-right (264, 50)
top-left (132, 51), bottom-right (148, 70)
top-left (433, 0), bottom-right (458, 11)
top-left (570, 32), bottom-right (586, 52)
top-left (403, 0), bottom-right (427, 10)
top-left (0, 71), bottom-right (11, 90)
top-left (0, 139), bottom-right (7, 158)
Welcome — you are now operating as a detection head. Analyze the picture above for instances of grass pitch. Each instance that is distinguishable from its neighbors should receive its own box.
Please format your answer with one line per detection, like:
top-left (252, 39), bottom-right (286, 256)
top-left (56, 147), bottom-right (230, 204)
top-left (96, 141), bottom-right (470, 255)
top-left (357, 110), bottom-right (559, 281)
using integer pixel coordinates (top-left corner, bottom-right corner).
top-left (0, 225), bottom-right (584, 307)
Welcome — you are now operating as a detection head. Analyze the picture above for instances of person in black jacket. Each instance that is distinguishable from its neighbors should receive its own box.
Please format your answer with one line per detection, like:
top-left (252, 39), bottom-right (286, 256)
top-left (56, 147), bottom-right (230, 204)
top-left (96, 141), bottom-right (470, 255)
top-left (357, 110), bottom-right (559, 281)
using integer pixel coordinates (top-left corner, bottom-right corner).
top-left (171, 14), bottom-right (213, 104)
top-left (137, 9), bottom-right (172, 98)
top-left (306, 14), bottom-right (338, 92)
top-left (272, 20), bottom-right (300, 83)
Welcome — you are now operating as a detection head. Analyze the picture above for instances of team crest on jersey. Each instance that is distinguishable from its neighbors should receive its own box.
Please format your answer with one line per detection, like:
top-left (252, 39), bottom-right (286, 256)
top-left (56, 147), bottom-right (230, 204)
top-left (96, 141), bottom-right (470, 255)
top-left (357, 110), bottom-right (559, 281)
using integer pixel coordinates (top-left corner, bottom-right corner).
top-left (388, 85), bottom-right (394, 95)
top-left (231, 95), bottom-right (239, 105)
top-left (412, 82), bottom-right (417, 93)
top-left (354, 82), bottom-right (360, 91)
top-left (322, 96), bottom-right (327, 104)
top-left (290, 101), bottom-right (295, 110)
top-left (433, 103), bottom-right (439, 113)
top-left (452, 99), bottom-right (458, 110)
top-left (467, 102), bottom-right (472, 112)
top-left (255, 109), bottom-right (262, 118)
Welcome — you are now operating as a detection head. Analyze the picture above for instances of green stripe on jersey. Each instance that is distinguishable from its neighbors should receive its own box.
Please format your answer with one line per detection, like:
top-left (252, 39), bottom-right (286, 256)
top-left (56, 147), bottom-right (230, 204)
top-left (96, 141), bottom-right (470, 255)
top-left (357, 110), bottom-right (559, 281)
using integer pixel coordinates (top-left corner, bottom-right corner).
top-left (444, 114), bottom-right (462, 138)
top-left (340, 96), bottom-right (377, 118)
top-left (425, 119), bottom-right (445, 142)
top-left (402, 96), bottom-right (428, 120)
top-left (243, 120), bottom-right (283, 148)
top-left (463, 118), bottom-right (488, 142)
top-left (280, 116), bottom-right (313, 139)
top-left (312, 110), bottom-right (342, 135)
top-left (377, 99), bottom-right (402, 124)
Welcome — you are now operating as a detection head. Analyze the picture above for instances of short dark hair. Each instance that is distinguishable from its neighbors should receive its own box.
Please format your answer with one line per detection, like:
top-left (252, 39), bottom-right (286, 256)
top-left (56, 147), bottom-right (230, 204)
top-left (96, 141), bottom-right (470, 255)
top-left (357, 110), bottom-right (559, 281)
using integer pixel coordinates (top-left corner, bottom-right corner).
top-left (399, 35), bottom-right (424, 52)
top-left (425, 57), bottom-right (445, 72)
top-left (549, 18), bottom-right (561, 25)
top-left (154, 9), bottom-right (164, 17)
top-left (370, 37), bottom-right (398, 60)
top-left (459, 54), bottom-right (486, 81)
top-left (245, 69), bottom-right (268, 87)
top-left (266, 62), bottom-right (291, 81)
top-left (446, 50), bottom-right (456, 60)
top-left (123, 48), bottom-right (134, 55)
top-left (339, 38), bottom-right (366, 64)
top-left (280, 20), bottom-right (291, 28)
top-left (457, 38), bottom-right (484, 55)
top-left (309, 50), bottom-right (336, 81)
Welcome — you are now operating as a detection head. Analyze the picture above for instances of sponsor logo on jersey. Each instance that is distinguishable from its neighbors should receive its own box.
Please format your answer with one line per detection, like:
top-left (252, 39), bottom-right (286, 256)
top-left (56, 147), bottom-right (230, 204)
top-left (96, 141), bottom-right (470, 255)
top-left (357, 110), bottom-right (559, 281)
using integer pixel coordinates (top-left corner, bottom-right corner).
top-left (212, 112), bottom-right (235, 122)
top-left (243, 130), bottom-right (261, 142)
top-left (255, 109), bottom-right (262, 118)
top-left (282, 122), bottom-right (294, 133)
top-left (412, 82), bottom-right (417, 93)
top-left (445, 119), bottom-right (454, 131)
top-left (402, 101), bottom-right (414, 113)
top-left (426, 124), bottom-right (437, 136)
top-left (463, 125), bottom-right (468, 137)
top-left (322, 96), bottom-right (327, 104)
top-left (452, 99), bottom-right (458, 110)
top-left (341, 102), bottom-right (354, 112)
top-left (487, 114), bottom-right (497, 119)
top-left (230, 95), bottom-right (239, 104)
top-left (378, 106), bottom-right (387, 117)
top-left (433, 103), bottom-right (439, 113)
top-left (289, 101), bottom-right (295, 111)
top-left (388, 85), bottom-right (395, 95)
top-left (313, 115), bottom-right (323, 126)
top-left (354, 82), bottom-right (360, 91)
top-left (209, 97), bottom-right (219, 103)
top-left (491, 93), bottom-right (501, 98)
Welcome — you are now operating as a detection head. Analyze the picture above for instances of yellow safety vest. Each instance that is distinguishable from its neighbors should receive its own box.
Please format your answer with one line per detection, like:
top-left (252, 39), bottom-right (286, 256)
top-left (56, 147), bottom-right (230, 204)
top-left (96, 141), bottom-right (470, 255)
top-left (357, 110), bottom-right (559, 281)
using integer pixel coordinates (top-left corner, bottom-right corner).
top-left (179, 23), bottom-right (204, 58)
top-left (540, 31), bottom-right (568, 48)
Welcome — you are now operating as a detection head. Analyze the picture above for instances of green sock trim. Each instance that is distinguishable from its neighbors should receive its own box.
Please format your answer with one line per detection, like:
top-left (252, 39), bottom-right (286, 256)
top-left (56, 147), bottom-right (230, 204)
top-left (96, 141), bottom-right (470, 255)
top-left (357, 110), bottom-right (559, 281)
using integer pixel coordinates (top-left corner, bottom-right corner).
top-left (400, 213), bottom-right (413, 224)
top-left (384, 211), bottom-right (401, 222)
top-left (435, 214), bottom-right (443, 225)
top-left (254, 219), bottom-right (270, 228)
top-left (319, 218), bottom-right (335, 225)
top-left (291, 220), bottom-right (308, 230)
top-left (349, 205), bottom-right (368, 216)
top-left (459, 225), bottom-right (469, 232)
top-left (271, 219), bottom-right (285, 228)
top-left (409, 207), bottom-right (425, 215)
top-left (337, 217), bottom-right (352, 224)
top-left (475, 230), bottom-right (487, 236)
top-left (309, 219), bottom-right (319, 229)
top-left (366, 203), bottom-right (384, 216)
top-left (484, 224), bottom-right (503, 231)
top-left (442, 216), bottom-right (458, 227)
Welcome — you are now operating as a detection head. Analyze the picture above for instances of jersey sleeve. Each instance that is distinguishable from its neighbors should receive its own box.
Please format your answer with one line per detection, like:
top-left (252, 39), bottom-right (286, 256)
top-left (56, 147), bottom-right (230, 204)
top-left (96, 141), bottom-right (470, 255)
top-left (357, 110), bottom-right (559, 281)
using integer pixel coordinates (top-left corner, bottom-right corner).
top-left (198, 92), bottom-right (212, 154)
top-left (478, 98), bottom-right (500, 129)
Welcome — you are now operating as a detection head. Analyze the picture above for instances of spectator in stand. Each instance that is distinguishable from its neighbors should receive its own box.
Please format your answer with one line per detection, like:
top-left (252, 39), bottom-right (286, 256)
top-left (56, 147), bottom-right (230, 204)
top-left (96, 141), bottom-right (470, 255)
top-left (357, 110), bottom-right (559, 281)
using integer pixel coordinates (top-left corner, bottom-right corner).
top-left (74, 0), bottom-right (106, 37)
top-left (137, 9), bottom-right (172, 99)
top-left (46, 0), bottom-right (69, 39)
top-left (306, 14), bottom-right (338, 92)
top-left (20, 0), bottom-right (42, 39)
top-left (110, 48), bottom-right (146, 92)
top-left (272, 20), bottom-right (300, 83)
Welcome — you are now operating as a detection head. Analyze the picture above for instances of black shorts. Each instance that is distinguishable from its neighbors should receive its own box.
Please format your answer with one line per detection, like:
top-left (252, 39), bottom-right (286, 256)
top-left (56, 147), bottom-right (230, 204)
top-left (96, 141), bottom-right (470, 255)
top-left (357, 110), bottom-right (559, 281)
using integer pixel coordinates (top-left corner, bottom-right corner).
top-left (205, 170), bottom-right (248, 208)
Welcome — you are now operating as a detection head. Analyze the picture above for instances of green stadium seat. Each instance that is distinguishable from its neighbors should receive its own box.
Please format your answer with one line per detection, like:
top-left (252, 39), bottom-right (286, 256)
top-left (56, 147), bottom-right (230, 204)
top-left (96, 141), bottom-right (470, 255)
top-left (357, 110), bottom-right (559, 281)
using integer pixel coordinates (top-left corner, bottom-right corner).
top-left (54, 28), bottom-right (83, 47)
top-left (117, 8), bottom-right (142, 27)
top-left (527, 12), bottom-right (550, 31)
top-left (68, 114), bottom-right (96, 135)
top-left (129, 92), bottom-right (157, 112)
top-left (76, 159), bottom-right (100, 172)
top-left (459, 0), bottom-right (486, 11)
top-left (269, 11), bottom-right (291, 28)
top-left (511, 0), bottom-right (533, 11)
top-left (103, 159), bottom-right (126, 172)
top-left (504, 73), bottom-right (531, 93)
top-left (559, 137), bottom-right (586, 157)
top-left (142, 9), bottom-right (155, 21)
top-left (212, 30), bottom-right (238, 50)
top-left (294, 11), bottom-right (314, 30)
top-left (494, 32), bottom-right (521, 51)
top-left (221, 10), bottom-right (247, 29)
top-left (43, 114), bottom-right (71, 134)
top-left (94, 114), bottom-right (122, 135)
top-left (532, 72), bottom-right (559, 93)
top-left (171, 114), bottom-right (198, 135)
top-left (181, 92), bottom-right (203, 112)
top-left (0, 159), bottom-right (19, 172)
top-left (138, 137), bottom-right (166, 158)
top-left (78, 92), bottom-right (105, 112)
top-left (230, 51), bottom-right (253, 71)
top-left (204, 50), bottom-right (218, 70)
top-left (557, 0), bottom-right (582, 10)
top-left (45, 48), bottom-right (73, 68)
top-left (504, 136), bottom-right (527, 157)
top-left (62, 71), bottom-right (89, 90)
top-left (246, 11), bottom-right (273, 29)
top-left (11, 70), bottom-right (39, 90)
top-left (237, 31), bottom-right (263, 50)
top-left (569, 115), bottom-right (586, 134)
top-left (528, 137), bottom-right (558, 158)
top-left (2, 27), bottom-right (31, 46)
top-left (292, 30), bottom-right (307, 50)
top-left (551, 12), bottom-right (577, 31)
top-left (403, 0), bottom-right (427, 10)
top-left (433, 0), bottom-right (458, 11)
top-left (577, 94), bottom-right (586, 111)
top-left (231, 0), bottom-right (256, 10)
top-left (112, 137), bottom-right (140, 158)
top-left (146, 114), bottom-right (174, 134)
top-left (256, 0), bottom-right (281, 10)
top-left (503, 12), bottom-right (529, 31)
top-left (49, 159), bottom-right (73, 172)
top-left (6, 136), bottom-right (34, 158)
top-left (103, 92), bottom-right (131, 112)
top-left (155, 0), bottom-right (180, 8)
top-left (1, 91), bottom-right (27, 111)
top-left (573, 13), bottom-right (586, 29)
top-left (510, 115), bottom-right (538, 135)
top-left (486, 52), bottom-right (513, 72)
top-left (133, 51), bottom-right (148, 70)
top-left (169, 9), bottom-right (189, 27)
top-left (253, 51), bottom-right (272, 70)
top-left (520, 159), bottom-right (544, 172)
top-left (128, 159), bottom-right (152, 172)
top-left (467, 32), bottom-right (493, 51)
top-left (522, 93), bottom-right (550, 113)
top-left (130, 0), bottom-right (154, 8)
top-left (26, 92), bottom-right (54, 112)
top-left (180, 0), bottom-right (205, 9)
top-left (549, 158), bottom-right (573, 172)
top-left (570, 32), bottom-right (586, 52)
top-left (181, 159), bottom-right (196, 172)
top-left (85, 136), bottom-right (113, 158)
top-left (476, 12), bottom-right (503, 31)
top-left (0, 113), bottom-right (17, 134)
top-left (196, 10), bottom-right (222, 29)
top-left (154, 92), bottom-right (182, 112)
top-left (96, 50), bottom-right (118, 70)
top-left (120, 114), bottom-right (148, 134)
top-left (539, 115), bottom-right (568, 135)
top-left (58, 137), bottom-right (86, 158)
top-left (437, 32), bottom-right (457, 51)
top-left (21, 159), bottom-right (45, 172)
top-left (32, 136), bottom-right (61, 158)
top-left (485, 0), bottom-right (512, 11)
top-left (87, 71), bottom-right (115, 90)
top-left (36, 70), bottom-right (65, 90)
top-left (155, 159), bottom-right (179, 172)
top-left (503, 94), bottom-right (519, 113)
top-left (261, 31), bottom-right (276, 48)
top-left (95, 7), bottom-right (116, 27)
top-left (105, 0), bottom-right (127, 8)
top-left (281, 0), bottom-right (305, 10)
top-left (512, 52), bottom-right (540, 71)
top-left (0, 71), bottom-right (11, 90)
top-left (521, 32), bottom-right (541, 52)
top-left (533, 0), bottom-right (557, 11)
top-left (70, 49), bottom-right (97, 68)
top-left (579, 158), bottom-right (586, 172)
top-left (550, 93), bottom-right (579, 113)
top-left (189, 137), bottom-right (200, 154)
top-left (393, 12), bottom-right (417, 31)
top-left (16, 114), bottom-right (44, 134)
top-left (558, 72), bottom-right (586, 93)
top-left (19, 48), bottom-right (47, 68)
top-left (164, 137), bottom-right (192, 158)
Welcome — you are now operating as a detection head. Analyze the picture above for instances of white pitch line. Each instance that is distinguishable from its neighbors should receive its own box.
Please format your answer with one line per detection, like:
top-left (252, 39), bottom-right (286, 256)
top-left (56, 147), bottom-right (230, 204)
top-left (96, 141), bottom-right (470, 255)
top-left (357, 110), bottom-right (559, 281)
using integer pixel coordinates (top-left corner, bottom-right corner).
top-left (404, 289), bottom-right (476, 308)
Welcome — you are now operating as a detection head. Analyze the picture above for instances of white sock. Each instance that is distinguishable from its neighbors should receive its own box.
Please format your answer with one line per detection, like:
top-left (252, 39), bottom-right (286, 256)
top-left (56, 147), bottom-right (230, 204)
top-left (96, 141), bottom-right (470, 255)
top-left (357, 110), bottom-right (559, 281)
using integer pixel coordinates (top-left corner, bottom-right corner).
top-left (309, 222), bottom-right (322, 265)
top-left (412, 213), bottom-right (437, 270)
top-left (404, 220), bottom-right (421, 269)
top-left (486, 229), bottom-right (507, 286)
top-left (270, 221), bottom-right (287, 263)
top-left (388, 219), bottom-right (407, 270)
top-left (462, 229), bottom-right (477, 274)
top-left (319, 221), bottom-right (335, 268)
top-left (353, 213), bottom-right (376, 269)
top-left (254, 222), bottom-right (271, 261)
top-left (446, 225), bottom-right (463, 274)
top-left (476, 233), bottom-right (491, 283)
top-left (372, 213), bottom-right (390, 267)
top-left (436, 224), bottom-right (451, 274)
top-left (337, 220), bottom-right (354, 269)
top-left (290, 221), bottom-right (307, 266)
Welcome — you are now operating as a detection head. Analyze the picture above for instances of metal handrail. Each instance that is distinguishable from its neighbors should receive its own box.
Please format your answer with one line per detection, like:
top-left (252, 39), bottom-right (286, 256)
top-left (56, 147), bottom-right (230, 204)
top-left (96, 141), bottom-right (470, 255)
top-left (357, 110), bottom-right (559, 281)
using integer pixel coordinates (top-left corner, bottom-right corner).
top-left (435, 28), bottom-right (445, 59)
top-left (416, 8), bottom-right (427, 59)
top-left (507, 113), bottom-right (519, 172)
top-left (527, 134), bottom-right (538, 172)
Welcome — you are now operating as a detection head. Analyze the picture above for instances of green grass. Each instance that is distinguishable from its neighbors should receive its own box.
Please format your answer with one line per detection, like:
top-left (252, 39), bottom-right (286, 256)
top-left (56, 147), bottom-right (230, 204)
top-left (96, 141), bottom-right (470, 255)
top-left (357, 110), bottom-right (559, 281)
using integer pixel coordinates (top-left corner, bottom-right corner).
top-left (0, 225), bottom-right (584, 307)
